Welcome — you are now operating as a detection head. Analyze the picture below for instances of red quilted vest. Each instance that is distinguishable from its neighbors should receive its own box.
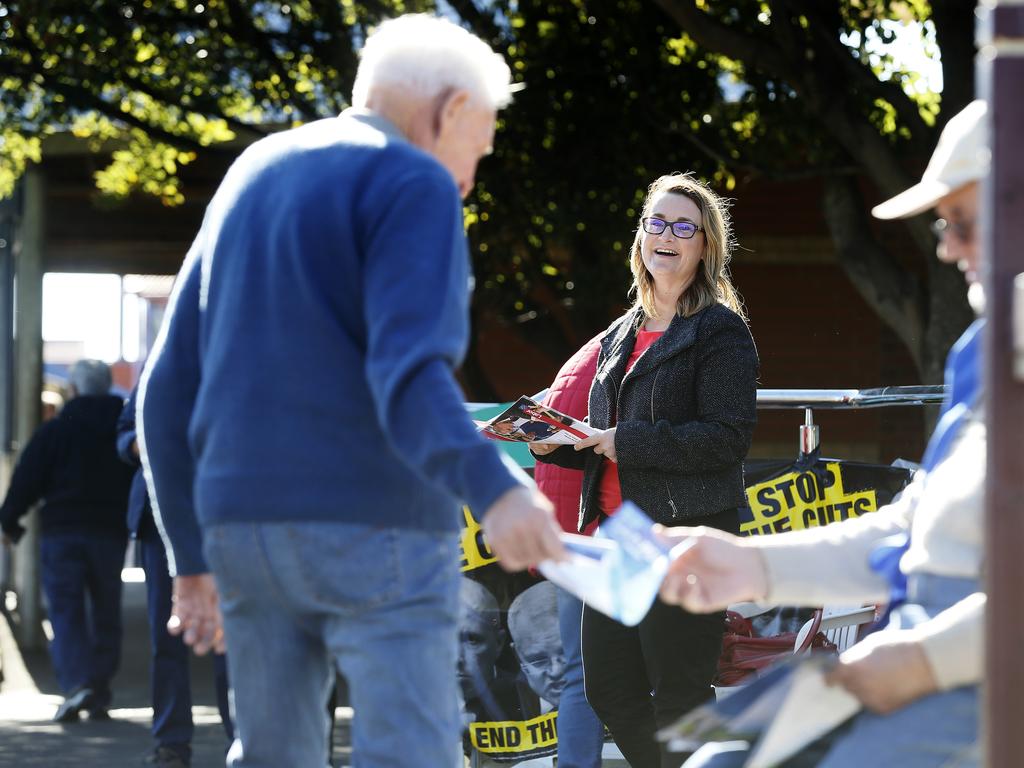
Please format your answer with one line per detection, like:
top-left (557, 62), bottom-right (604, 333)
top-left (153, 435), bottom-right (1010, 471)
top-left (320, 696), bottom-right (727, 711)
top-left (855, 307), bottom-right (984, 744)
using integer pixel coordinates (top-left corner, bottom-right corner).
top-left (534, 333), bottom-right (603, 535)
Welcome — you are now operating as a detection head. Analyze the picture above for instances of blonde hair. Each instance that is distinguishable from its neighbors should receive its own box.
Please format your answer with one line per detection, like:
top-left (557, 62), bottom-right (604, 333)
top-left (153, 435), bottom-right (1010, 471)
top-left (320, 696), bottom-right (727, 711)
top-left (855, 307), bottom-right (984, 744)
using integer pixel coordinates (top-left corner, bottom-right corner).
top-left (628, 173), bottom-right (747, 323)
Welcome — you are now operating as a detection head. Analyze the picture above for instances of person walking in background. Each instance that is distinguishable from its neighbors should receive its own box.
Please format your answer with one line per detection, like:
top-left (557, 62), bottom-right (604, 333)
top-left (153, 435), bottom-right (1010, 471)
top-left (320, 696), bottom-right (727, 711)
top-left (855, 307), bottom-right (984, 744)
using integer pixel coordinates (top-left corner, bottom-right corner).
top-left (661, 100), bottom-right (990, 768)
top-left (533, 173), bottom-right (759, 768)
top-left (137, 14), bottom-right (563, 768)
top-left (117, 386), bottom-right (233, 768)
top-left (0, 359), bottom-right (133, 722)
top-left (532, 333), bottom-right (606, 768)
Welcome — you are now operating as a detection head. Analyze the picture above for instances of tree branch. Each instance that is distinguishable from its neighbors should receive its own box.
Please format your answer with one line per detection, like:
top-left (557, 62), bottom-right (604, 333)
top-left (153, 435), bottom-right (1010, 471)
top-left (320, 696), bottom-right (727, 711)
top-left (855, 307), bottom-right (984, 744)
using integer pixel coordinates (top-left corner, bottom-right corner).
top-left (117, 71), bottom-right (268, 142)
top-left (650, 0), bottom-right (799, 81)
top-left (47, 77), bottom-right (210, 151)
top-left (224, 0), bottom-right (322, 121)
top-left (309, 0), bottom-right (358, 107)
top-left (799, 2), bottom-right (932, 146)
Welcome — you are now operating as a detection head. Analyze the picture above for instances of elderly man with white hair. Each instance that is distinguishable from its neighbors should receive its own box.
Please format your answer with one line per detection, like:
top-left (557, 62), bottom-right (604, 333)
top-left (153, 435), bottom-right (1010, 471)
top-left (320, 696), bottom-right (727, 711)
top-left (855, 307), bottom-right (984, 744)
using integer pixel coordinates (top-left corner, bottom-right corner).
top-left (138, 14), bottom-right (563, 768)
top-left (660, 100), bottom-right (991, 768)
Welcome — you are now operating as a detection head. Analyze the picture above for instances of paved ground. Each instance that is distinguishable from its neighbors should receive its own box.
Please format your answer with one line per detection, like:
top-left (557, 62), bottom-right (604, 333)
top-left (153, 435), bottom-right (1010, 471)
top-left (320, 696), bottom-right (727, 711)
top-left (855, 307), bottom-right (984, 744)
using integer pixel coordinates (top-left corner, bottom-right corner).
top-left (0, 572), bottom-right (352, 768)
top-left (0, 571), bottom-right (629, 768)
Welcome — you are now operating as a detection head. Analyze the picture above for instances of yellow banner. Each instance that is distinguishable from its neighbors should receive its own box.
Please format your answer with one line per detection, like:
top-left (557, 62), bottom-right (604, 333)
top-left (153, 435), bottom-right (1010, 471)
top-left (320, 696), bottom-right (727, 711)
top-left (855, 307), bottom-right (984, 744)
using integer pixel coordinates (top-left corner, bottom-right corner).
top-left (742, 462), bottom-right (877, 536)
top-left (459, 506), bottom-right (498, 572)
top-left (469, 712), bottom-right (558, 755)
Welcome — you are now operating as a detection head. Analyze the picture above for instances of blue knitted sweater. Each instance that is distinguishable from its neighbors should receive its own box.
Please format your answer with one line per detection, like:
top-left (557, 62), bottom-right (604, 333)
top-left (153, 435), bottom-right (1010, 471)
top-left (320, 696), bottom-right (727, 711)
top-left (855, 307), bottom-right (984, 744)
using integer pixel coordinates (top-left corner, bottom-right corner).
top-left (139, 110), bottom-right (525, 575)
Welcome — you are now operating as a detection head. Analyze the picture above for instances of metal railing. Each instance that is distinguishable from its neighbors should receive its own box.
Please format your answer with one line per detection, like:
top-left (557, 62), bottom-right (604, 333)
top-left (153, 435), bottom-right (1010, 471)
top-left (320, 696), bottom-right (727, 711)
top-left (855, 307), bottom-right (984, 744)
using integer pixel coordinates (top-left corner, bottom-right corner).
top-left (755, 386), bottom-right (947, 455)
top-left (755, 385), bottom-right (946, 410)
top-left (472, 386), bottom-right (948, 457)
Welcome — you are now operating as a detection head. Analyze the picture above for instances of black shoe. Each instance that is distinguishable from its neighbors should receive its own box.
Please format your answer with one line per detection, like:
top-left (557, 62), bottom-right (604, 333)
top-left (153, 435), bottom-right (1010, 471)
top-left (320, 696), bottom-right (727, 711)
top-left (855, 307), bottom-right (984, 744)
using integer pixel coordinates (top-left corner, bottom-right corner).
top-left (144, 746), bottom-right (191, 768)
top-left (52, 687), bottom-right (95, 723)
top-left (86, 707), bottom-right (111, 721)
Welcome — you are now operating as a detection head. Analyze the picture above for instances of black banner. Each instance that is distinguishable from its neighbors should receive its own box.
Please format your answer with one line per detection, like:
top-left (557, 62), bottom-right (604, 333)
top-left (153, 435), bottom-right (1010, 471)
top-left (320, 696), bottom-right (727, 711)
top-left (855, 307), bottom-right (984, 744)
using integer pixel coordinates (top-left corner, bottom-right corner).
top-left (458, 509), bottom-right (561, 763)
top-left (457, 451), bottom-right (915, 763)
top-left (739, 453), bottom-right (914, 537)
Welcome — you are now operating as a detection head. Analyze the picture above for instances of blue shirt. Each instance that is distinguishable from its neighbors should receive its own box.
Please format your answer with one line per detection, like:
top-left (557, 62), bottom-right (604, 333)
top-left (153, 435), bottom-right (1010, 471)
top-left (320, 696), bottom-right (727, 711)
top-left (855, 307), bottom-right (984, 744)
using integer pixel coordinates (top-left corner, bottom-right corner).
top-left (139, 110), bottom-right (525, 576)
top-left (870, 319), bottom-right (985, 609)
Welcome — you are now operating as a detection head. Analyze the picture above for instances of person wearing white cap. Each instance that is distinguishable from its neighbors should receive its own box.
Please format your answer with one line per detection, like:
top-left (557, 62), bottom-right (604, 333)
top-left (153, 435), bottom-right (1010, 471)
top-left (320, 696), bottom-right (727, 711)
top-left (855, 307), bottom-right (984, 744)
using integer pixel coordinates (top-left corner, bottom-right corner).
top-left (873, 98), bottom-right (989, 314)
top-left (656, 99), bottom-right (990, 768)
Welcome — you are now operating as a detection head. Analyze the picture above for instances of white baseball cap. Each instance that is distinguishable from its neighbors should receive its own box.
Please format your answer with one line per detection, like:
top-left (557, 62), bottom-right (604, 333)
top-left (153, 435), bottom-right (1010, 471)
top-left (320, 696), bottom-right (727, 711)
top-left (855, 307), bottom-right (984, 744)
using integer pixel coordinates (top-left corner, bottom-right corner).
top-left (872, 100), bottom-right (990, 220)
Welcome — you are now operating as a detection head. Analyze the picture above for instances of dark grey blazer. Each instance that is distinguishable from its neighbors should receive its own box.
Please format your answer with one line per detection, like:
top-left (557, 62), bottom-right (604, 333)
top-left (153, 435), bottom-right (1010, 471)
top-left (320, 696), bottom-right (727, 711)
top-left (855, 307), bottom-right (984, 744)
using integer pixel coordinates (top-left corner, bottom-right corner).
top-left (536, 302), bottom-right (758, 530)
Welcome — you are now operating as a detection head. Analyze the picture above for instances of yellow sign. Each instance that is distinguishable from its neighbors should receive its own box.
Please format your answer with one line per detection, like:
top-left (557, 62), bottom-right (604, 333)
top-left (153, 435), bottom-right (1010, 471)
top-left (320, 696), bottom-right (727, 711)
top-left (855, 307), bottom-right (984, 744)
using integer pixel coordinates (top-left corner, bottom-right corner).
top-left (742, 462), bottom-right (877, 536)
top-left (469, 712), bottom-right (558, 755)
top-left (459, 506), bottom-right (498, 572)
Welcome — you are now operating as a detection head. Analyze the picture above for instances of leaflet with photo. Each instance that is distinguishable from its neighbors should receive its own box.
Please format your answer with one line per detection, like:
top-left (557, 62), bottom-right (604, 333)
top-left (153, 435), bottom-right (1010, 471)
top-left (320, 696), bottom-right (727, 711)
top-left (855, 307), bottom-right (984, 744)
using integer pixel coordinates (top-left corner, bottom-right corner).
top-left (476, 395), bottom-right (598, 445)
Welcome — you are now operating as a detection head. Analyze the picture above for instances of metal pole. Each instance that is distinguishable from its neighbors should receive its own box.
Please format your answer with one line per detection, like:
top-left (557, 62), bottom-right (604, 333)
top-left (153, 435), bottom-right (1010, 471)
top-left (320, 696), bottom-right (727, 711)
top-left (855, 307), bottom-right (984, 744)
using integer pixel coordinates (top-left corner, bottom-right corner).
top-left (978, 1), bottom-right (1024, 764)
top-left (798, 408), bottom-right (819, 455)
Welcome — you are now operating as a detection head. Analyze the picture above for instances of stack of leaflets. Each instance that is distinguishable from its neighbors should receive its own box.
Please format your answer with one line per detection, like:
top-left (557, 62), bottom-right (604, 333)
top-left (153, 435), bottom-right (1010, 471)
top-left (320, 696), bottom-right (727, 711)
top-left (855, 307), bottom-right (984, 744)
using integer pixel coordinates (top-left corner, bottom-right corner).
top-left (539, 502), bottom-right (694, 627)
top-left (657, 654), bottom-right (861, 767)
top-left (476, 395), bottom-right (597, 445)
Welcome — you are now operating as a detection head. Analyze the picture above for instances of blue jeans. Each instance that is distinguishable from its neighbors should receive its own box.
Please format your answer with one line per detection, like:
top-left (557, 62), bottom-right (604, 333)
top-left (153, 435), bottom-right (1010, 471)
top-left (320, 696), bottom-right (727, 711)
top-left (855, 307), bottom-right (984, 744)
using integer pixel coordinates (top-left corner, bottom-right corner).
top-left (40, 531), bottom-right (126, 702)
top-left (682, 574), bottom-right (980, 768)
top-left (139, 521), bottom-right (233, 750)
top-left (203, 521), bottom-right (462, 768)
top-left (683, 688), bottom-right (978, 768)
top-left (556, 587), bottom-right (604, 768)
top-left (813, 574), bottom-right (979, 768)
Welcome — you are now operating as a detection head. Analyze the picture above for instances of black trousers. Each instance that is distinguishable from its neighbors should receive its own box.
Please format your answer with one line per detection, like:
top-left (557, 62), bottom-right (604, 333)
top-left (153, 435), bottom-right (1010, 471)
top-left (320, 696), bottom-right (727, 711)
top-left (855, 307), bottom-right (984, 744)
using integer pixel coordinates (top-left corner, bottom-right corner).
top-left (582, 508), bottom-right (738, 768)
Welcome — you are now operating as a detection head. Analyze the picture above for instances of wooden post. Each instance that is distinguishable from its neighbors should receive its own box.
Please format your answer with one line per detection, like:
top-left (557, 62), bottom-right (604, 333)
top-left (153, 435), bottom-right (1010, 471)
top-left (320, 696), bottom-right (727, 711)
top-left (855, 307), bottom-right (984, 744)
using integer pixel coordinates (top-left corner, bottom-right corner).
top-left (10, 168), bottom-right (44, 649)
top-left (978, 1), bottom-right (1024, 765)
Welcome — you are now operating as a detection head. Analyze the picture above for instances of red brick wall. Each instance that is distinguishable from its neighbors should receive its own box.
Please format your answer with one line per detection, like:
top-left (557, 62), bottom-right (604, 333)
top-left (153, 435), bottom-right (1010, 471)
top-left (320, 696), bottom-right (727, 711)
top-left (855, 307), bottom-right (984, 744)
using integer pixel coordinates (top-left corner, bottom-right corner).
top-left (732, 261), bottom-right (927, 463)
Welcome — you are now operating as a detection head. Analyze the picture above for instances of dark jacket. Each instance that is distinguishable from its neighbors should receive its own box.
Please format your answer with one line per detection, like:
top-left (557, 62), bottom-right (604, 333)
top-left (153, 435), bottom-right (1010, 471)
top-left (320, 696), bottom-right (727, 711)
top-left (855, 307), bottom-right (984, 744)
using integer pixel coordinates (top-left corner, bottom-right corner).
top-left (116, 387), bottom-right (151, 537)
top-left (0, 394), bottom-right (134, 541)
top-left (537, 303), bottom-right (758, 531)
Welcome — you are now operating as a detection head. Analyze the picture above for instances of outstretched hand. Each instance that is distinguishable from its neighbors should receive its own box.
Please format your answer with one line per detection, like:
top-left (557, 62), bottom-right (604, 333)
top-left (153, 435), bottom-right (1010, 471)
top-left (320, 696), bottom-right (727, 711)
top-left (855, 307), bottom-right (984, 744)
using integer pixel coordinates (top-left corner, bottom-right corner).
top-left (168, 573), bottom-right (226, 655)
top-left (482, 485), bottom-right (565, 572)
top-left (825, 629), bottom-right (938, 713)
top-left (657, 525), bottom-right (769, 612)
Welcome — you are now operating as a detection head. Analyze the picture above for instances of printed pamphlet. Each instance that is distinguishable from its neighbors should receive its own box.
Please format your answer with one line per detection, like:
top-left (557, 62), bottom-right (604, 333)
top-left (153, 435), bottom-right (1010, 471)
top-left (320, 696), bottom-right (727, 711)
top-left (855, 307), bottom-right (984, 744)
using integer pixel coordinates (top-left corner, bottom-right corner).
top-left (476, 395), bottom-right (598, 445)
top-left (538, 502), bottom-right (694, 626)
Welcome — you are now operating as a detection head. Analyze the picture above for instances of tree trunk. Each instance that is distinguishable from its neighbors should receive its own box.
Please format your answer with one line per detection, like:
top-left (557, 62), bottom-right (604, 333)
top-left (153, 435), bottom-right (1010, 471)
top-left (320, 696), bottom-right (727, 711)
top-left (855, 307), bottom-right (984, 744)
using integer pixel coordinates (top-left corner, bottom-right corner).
top-left (821, 175), bottom-right (973, 384)
top-left (822, 176), bottom-right (926, 370)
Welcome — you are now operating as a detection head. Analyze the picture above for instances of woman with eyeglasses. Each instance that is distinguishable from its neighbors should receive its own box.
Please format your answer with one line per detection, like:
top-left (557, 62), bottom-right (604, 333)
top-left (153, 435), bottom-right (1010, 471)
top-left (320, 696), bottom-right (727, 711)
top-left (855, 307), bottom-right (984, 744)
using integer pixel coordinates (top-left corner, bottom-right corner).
top-left (531, 173), bottom-right (758, 767)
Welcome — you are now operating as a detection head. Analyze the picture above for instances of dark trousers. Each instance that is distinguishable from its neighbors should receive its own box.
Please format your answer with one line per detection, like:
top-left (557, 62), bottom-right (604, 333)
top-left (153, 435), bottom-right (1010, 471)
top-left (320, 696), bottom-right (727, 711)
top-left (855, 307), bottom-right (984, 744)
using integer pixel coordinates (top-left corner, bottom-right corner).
top-left (40, 531), bottom-right (127, 703)
top-left (139, 520), bottom-right (234, 749)
top-left (582, 508), bottom-right (737, 768)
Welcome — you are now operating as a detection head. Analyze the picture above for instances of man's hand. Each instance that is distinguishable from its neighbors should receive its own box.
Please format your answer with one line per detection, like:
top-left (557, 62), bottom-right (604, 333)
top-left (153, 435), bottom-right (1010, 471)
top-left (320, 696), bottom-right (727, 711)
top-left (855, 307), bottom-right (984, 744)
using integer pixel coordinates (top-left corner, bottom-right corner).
top-left (574, 427), bottom-right (616, 462)
top-left (528, 443), bottom-right (558, 456)
top-left (168, 573), bottom-right (226, 656)
top-left (481, 485), bottom-right (565, 572)
top-left (657, 525), bottom-right (769, 612)
top-left (1, 533), bottom-right (13, 547)
top-left (825, 629), bottom-right (938, 713)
